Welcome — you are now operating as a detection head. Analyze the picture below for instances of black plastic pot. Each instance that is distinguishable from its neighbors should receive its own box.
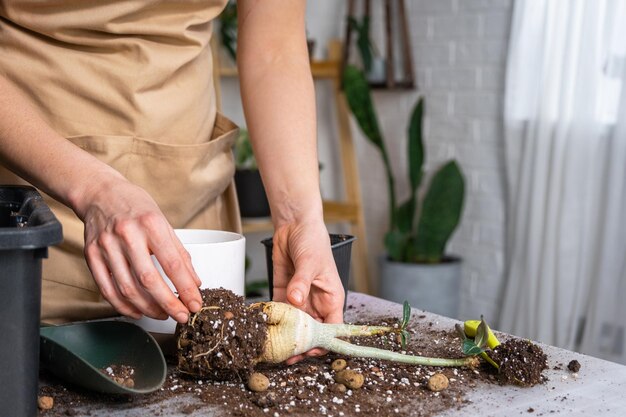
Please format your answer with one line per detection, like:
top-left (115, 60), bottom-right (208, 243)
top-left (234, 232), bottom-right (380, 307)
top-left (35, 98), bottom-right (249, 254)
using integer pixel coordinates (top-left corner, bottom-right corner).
top-left (261, 234), bottom-right (355, 310)
top-left (234, 169), bottom-right (271, 218)
top-left (0, 186), bottom-right (62, 417)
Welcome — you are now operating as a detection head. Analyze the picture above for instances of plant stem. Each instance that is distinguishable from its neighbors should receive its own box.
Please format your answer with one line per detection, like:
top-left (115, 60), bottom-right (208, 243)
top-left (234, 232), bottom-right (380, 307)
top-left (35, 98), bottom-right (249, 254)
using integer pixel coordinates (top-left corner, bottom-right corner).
top-left (325, 323), bottom-right (396, 338)
top-left (481, 352), bottom-right (499, 369)
top-left (323, 338), bottom-right (479, 368)
top-left (380, 146), bottom-right (397, 229)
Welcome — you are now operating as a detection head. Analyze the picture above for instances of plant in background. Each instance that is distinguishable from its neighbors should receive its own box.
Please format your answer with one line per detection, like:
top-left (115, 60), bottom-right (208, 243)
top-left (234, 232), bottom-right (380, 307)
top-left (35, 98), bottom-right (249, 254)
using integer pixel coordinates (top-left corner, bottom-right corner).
top-left (343, 65), bottom-right (465, 264)
top-left (347, 16), bottom-right (375, 73)
top-left (233, 129), bottom-right (257, 170)
top-left (219, 1), bottom-right (238, 62)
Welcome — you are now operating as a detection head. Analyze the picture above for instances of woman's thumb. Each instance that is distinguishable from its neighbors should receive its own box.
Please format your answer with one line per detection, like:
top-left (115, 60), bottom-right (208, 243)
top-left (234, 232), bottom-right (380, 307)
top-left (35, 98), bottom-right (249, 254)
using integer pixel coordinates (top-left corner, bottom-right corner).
top-left (286, 273), bottom-right (312, 307)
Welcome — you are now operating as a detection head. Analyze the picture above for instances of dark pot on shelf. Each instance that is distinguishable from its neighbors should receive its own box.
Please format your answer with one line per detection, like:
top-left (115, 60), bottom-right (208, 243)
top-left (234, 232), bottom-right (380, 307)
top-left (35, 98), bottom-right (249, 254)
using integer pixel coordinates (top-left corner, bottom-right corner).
top-left (234, 169), bottom-right (271, 218)
top-left (0, 186), bottom-right (62, 417)
top-left (261, 234), bottom-right (355, 310)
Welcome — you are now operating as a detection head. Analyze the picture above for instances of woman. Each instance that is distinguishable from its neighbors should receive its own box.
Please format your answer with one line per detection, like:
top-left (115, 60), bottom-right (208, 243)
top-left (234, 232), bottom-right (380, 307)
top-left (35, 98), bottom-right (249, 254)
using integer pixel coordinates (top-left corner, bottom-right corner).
top-left (0, 0), bottom-right (344, 360)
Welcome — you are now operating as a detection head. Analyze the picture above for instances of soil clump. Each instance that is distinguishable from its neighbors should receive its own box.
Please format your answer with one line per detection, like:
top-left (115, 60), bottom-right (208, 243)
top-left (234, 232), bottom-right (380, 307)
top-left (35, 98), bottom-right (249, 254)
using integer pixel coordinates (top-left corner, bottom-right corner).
top-left (176, 288), bottom-right (268, 381)
top-left (567, 360), bottom-right (581, 373)
top-left (490, 339), bottom-right (548, 386)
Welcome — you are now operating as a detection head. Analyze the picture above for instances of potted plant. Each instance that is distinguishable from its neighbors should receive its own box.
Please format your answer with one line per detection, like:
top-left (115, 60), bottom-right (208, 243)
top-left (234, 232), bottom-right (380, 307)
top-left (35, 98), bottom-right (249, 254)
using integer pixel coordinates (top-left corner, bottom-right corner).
top-left (348, 15), bottom-right (386, 83)
top-left (218, 1), bottom-right (237, 63)
top-left (342, 65), bottom-right (465, 318)
top-left (233, 129), bottom-right (271, 218)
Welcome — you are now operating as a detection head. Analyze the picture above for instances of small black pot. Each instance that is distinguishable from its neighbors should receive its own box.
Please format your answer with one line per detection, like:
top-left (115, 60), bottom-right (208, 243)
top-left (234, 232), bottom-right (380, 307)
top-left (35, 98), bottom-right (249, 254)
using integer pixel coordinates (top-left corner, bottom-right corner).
top-left (234, 169), bottom-right (271, 218)
top-left (261, 234), bottom-right (355, 310)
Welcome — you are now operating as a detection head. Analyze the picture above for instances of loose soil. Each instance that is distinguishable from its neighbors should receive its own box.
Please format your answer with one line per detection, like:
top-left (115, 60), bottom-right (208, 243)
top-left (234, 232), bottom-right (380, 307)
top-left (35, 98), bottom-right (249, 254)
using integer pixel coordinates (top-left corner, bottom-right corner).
top-left (38, 293), bottom-right (552, 417)
top-left (489, 339), bottom-right (548, 386)
top-left (99, 365), bottom-right (136, 389)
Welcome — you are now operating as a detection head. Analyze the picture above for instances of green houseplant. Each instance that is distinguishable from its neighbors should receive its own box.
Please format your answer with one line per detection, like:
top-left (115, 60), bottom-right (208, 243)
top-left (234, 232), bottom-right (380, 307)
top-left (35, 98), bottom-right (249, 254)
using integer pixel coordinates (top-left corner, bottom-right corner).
top-left (343, 65), bottom-right (465, 317)
top-left (233, 129), bottom-right (271, 218)
top-left (347, 15), bottom-right (386, 83)
top-left (218, 1), bottom-right (238, 63)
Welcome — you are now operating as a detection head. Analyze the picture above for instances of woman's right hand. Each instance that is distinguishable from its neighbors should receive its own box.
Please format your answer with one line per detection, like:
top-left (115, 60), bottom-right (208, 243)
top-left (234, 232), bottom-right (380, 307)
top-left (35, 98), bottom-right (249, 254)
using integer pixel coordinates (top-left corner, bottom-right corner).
top-left (75, 174), bottom-right (203, 323)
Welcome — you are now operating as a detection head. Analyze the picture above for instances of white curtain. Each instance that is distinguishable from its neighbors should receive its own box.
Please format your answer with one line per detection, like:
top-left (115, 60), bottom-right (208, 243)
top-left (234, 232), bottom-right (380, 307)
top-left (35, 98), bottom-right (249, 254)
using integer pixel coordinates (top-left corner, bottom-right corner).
top-left (500, 0), bottom-right (626, 364)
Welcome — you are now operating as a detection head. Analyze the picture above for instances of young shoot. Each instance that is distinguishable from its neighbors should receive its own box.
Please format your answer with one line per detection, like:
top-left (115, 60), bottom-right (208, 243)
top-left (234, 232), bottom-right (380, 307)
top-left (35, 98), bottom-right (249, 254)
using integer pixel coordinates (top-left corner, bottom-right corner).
top-left (457, 316), bottom-right (499, 369)
top-left (399, 300), bottom-right (411, 350)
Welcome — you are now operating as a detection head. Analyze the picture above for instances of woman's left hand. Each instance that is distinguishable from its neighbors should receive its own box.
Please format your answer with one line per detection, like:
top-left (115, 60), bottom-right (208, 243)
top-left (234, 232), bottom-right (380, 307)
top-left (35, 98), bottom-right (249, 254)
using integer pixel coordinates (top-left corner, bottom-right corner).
top-left (270, 217), bottom-right (345, 364)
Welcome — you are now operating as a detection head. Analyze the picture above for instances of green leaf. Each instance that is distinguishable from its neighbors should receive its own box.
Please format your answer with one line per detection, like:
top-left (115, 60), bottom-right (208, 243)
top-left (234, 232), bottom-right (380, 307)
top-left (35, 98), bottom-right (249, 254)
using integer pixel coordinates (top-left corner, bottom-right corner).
top-left (348, 16), bottom-right (374, 73)
top-left (474, 317), bottom-right (489, 349)
top-left (462, 339), bottom-right (484, 356)
top-left (343, 64), bottom-right (399, 233)
top-left (396, 197), bottom-right (415, 234)
top-left (384, 229), bottom-right (409, 262)
top-left (410, 160), bottom-right (465, 262)
top-left (408, 98), bottom-right (425, 194)
top-left (342, 65), bottom-right (385, 150)
top-left (400, 330), bottom-right (410, 350)
top-left (402, 300), bottom-right (411, 329)
top-left (234, 129), bottom-right (256, 169)
top-left (218, 1), bottom-right (238, 62)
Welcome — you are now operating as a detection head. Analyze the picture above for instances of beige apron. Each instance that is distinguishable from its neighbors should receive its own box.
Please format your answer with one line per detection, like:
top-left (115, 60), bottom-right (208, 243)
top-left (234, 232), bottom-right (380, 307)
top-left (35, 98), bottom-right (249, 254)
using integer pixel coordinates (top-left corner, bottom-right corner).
top-left (0, 1), bottom-right (241, 323)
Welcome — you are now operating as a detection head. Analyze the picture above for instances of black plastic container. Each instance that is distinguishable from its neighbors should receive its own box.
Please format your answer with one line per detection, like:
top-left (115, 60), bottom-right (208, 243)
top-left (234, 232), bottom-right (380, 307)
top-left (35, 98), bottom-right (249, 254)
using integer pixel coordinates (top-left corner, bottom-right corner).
top-left (234, 169), bottom-right (271, 218)
top-left (0, 186), bottom-right (62, 417)
top-left (261, 234), bottom-right (356, 309)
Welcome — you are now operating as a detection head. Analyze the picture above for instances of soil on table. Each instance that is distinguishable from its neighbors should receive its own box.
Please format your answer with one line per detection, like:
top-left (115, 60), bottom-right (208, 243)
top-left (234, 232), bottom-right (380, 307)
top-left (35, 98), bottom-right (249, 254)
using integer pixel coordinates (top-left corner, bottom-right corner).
top-left (176, 288), bottom-right (268, 381)
top-left (38, 297), bottom-right (551, 417)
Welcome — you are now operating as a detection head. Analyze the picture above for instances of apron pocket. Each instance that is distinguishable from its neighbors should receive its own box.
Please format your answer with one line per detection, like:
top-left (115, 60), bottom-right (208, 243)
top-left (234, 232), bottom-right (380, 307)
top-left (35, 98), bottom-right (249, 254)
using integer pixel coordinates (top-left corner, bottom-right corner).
top-left (67, 112), bottom-right (239, 227)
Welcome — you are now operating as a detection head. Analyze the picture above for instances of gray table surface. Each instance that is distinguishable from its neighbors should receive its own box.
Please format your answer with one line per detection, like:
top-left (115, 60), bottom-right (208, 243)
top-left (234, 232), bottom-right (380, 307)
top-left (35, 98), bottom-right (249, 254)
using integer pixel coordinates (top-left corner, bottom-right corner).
top-left (45, 292), bottom-right (626, 416)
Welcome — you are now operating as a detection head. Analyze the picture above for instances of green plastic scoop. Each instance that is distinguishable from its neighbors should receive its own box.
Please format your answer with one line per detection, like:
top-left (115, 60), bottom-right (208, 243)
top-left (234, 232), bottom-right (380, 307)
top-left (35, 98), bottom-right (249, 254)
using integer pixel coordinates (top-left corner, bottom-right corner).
top-left (40, 321), bottom-right (167, 394)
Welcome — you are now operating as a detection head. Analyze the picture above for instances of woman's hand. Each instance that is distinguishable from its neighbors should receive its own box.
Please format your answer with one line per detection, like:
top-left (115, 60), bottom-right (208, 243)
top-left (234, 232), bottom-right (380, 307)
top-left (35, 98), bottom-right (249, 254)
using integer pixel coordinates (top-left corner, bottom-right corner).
top-left (75, 174), bottom-right (203, 323)
top-left (270, 217), bottom-right (345, 364)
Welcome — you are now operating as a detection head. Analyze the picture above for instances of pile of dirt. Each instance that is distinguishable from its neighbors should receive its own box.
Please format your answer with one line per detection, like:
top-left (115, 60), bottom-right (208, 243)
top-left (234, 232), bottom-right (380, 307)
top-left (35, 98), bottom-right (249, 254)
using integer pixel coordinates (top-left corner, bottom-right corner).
top-left (99, 364), bottom-right (136, 388)
top-left (490, 339), bottom-right (548, 386)
top-left (176, 288), bottom-right (268, 381)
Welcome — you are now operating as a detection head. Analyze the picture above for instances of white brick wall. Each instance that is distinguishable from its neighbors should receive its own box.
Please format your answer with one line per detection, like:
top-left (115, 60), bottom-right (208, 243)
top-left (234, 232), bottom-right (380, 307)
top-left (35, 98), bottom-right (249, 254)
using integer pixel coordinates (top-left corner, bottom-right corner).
top-left (222, 0), bottom-right (513, 322)
top-left (356, 0), bottom-right (513, 321)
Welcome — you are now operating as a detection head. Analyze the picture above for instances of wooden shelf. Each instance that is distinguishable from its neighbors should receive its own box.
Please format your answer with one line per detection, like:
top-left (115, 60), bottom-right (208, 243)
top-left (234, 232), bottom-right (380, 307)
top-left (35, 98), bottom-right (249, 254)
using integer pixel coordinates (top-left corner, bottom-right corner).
top-left (242, 201), bottom-right (360, 234)
top-left (219, 60), bottom-right (341, 79)
top-left (241, 218), bottom-right (273, 234)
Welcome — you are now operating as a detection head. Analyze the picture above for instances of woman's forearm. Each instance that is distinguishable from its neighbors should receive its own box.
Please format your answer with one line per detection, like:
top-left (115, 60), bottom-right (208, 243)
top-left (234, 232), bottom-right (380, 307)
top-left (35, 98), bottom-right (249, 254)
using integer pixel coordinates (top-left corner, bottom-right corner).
top-left (236, 0), bottom-right (322, 227)
top-left (0, 75), bottom-right (122, 218)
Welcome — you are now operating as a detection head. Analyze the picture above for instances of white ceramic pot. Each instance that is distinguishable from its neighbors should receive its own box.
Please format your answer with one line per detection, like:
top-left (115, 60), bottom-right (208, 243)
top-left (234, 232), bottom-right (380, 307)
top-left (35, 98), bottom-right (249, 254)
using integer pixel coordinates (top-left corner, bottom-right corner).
top-left (134, 229), bottom-right (246, 335)
top-left (378, 255), bottom-right (462, 319)
top-left (367, 57), bottom-right (387, 83)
